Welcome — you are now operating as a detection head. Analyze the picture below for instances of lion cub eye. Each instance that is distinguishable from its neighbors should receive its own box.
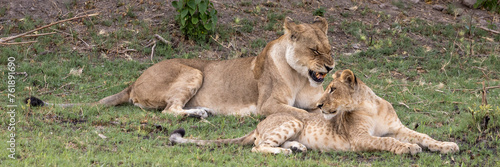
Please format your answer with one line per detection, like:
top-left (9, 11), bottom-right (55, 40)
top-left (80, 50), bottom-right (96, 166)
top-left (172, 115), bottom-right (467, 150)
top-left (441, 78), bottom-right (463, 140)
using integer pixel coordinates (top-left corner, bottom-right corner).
top-left (329, 87), bottom-right (336, 94)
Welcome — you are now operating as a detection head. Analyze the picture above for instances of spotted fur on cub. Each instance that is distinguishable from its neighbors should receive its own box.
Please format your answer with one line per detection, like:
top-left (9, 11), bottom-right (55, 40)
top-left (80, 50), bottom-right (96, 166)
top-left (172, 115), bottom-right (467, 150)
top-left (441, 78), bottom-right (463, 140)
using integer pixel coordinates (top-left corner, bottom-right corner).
top-left (169, 69), bottom-right (459, 155)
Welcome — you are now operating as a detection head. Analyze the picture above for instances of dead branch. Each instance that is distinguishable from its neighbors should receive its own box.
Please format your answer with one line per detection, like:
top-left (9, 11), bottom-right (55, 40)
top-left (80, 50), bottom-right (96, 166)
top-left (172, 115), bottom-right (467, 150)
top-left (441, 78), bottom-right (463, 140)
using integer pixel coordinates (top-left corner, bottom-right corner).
top-left (116, 49), bottom-right (137, 54)
top-left (150, 41), bottom-right (157, 63)
top-left (23, 32), bottom-right (57, 38)
top-left (0, 41), bottom-right (38, 45)
top-left (0, 13), bottom-right (99, 44)
top-left (485, 85), bottom-right (500, 90)
top-left (482, 82), bottom-right (487, 105)
top-left (479, 26), bottom-right (500, 34)
top-left (154, 34), bottom-right (172, 45)
top-left (49, 28), bottom-right (91, 48)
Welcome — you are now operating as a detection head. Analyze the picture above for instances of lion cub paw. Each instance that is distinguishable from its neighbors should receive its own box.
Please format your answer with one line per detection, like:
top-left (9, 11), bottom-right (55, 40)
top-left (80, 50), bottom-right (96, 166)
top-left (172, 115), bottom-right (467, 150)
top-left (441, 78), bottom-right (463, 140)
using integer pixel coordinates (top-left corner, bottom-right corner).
top-left (395, 143), bottom-right (422, 155)
top-left (282, 141), bottom-right (307, 153)
top-left (437, 142), bottom-right (459, 154)
top-left (251, 146), bottom-right (293, 155)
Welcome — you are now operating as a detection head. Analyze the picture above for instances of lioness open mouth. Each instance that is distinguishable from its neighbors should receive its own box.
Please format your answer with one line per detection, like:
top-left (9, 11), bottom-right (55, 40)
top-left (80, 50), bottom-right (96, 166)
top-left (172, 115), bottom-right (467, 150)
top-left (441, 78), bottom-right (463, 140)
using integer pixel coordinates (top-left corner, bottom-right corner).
top-left (308, 70), bottom-right (327, 82)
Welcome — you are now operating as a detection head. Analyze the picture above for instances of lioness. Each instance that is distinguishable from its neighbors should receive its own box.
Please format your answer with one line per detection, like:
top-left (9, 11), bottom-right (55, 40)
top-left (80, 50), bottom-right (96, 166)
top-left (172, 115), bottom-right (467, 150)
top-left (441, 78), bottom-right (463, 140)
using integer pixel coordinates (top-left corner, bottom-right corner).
top-left (26, 16), bottom-right (335, 118)
top-left (169, 69), bottom-right (459, 155)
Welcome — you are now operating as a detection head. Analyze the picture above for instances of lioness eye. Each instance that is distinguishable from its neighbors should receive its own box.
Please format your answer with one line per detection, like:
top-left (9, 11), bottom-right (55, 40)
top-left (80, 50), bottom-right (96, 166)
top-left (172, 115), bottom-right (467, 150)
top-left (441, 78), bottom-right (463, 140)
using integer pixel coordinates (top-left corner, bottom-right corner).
top-left (310, 48), bottom-right (320, 55)
top-left (329, 87), bottom-right (336, 93)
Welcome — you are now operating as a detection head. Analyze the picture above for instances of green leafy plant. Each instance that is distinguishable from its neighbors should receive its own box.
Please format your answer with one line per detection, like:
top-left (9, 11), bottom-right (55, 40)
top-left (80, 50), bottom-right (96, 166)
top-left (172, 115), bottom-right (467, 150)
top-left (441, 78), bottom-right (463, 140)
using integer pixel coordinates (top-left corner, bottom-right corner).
top-left (468, 104), bottom-right (500, 132)
top-left (172, 0), bottom-right (218, 41)
top-left (474, 0), bottom-right (500, 13)
top-left (313, 7), bottom-right (326, 17)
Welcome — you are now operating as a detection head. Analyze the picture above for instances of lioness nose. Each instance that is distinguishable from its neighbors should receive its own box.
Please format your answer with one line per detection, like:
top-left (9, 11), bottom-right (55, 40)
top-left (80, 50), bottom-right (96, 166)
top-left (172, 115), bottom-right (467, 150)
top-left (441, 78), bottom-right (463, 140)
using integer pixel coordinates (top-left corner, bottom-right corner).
top-left (325, 65), bottom-right (333, 72)
top-left (317, 103), bottom-right (323, 109)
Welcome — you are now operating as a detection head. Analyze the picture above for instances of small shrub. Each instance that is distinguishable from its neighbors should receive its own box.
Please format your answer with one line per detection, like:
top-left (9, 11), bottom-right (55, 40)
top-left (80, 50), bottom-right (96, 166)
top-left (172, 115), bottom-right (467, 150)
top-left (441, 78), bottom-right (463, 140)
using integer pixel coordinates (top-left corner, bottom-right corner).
top-left (172, 0), bottom-right (218, 42)
top-left (0, 7), bottom-right (6, 17)
top-left (468, 104), bottom-right (500, 132)
top-left (250, 38), bottom-right (266, 49)
top-left (474, 0), bottom-right (500, 13)
top-left (313, 7), bottom-right (326, 17)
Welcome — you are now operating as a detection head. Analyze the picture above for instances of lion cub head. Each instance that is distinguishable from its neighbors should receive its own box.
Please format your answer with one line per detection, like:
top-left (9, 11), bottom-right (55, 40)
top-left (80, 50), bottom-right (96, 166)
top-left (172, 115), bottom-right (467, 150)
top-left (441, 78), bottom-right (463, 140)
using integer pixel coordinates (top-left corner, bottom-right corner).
top-left (316, 69), bottom-right (366, 119)
top-left (284, 16), bottom-right (335, 86)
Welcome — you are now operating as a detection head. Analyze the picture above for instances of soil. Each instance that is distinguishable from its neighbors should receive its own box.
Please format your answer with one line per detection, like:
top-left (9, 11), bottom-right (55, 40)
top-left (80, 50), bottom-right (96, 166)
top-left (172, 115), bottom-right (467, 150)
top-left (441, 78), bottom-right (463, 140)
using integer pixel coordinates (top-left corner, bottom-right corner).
top-left (1, 0), bottom-right (499, 60)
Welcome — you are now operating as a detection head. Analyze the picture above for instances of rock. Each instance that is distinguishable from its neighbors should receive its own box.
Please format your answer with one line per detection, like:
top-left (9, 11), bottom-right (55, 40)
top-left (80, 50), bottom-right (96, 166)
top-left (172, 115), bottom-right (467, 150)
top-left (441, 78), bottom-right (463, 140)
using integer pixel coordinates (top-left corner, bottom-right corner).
top-left (453, 8), bottom-right (464, 17)
top-left (352, 43), bottom-right (360, 49)
top-left (432, 5), bottom-right (445, 11)
top-left (462, 0), bottom-right (477, 8)
top-left (409, 0), bottom-right (420, 4)
top-left (379, 3), bottom-right (388, 9)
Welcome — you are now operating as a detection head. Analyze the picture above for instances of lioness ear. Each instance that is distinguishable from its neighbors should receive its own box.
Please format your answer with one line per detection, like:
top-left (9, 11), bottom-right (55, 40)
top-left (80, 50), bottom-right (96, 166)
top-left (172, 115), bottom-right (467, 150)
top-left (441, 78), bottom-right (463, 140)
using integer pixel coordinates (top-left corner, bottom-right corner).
top-left (284, 17), bottom-right (304, 41)
top-left (340, 69), bottom-right (358, 88)
top-left (284, 17), bottom-right (297, 35)
top-left (313, 16), bottom-right (328, 35)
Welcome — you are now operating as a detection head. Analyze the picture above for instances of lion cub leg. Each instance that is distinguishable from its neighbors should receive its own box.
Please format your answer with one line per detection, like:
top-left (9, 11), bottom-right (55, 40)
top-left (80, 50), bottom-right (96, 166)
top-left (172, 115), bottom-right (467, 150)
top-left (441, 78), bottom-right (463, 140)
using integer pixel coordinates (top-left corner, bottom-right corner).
top-left (160, 68), bottom-right (210, 118)
top-left (392, 126), bottom-right (459, 154)
top-left (351, 121), bottom-right (422, 155)
top-left (281, 141), bottom-right (307, 153)
top-left (352, 134), bottom-right (422, 155)
top-left (251, 118), bottom-right (304, 155)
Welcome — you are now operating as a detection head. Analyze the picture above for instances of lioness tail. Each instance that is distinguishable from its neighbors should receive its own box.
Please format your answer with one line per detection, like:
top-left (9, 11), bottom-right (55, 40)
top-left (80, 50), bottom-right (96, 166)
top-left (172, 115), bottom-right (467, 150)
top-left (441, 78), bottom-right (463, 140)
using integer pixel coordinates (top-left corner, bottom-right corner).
top-left (24, 84), bottom-right (133, 107)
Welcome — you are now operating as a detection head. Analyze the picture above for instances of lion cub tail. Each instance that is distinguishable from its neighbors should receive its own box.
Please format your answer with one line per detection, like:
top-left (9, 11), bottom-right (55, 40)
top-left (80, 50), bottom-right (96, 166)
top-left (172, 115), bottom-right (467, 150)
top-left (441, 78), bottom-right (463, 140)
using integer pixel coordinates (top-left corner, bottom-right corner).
top-left (24, 85), bottom-right (133, 108)
top-left (169, 128), bottom-right (257, 146)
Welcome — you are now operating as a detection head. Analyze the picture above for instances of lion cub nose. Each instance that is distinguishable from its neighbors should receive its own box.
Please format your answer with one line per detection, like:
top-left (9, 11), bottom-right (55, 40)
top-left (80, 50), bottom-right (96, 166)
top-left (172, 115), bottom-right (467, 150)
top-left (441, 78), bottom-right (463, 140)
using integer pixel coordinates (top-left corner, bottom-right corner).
top-left (317, 103), bottom-right (323, 109)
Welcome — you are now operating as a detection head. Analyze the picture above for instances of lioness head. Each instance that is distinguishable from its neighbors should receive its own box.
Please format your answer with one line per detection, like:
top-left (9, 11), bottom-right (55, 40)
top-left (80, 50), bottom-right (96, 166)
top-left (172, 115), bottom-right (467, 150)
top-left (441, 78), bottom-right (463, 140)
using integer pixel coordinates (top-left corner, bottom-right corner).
top-left (284, 16), bottom-right (335, 86)
top-left (316, 69), bottom-right (362, 119)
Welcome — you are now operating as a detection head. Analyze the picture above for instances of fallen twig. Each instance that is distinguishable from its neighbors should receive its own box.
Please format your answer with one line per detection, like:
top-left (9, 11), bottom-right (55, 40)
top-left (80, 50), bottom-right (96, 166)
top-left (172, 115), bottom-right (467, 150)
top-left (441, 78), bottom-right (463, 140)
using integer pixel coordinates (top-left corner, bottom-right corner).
top-left (0, 13), bottom-right (99, 44)
top-left (485, 85), bottom-right (500, 90)
top-left (23, 32), bottom-right (57, 38)
top-left (479, 26), bottom-right (500, 34)
top-left (0, 41), bottom-right (38, 45)
top-left (49, 28), bottom-right (91, 48)
top-left (398, 102), bottom-right (410, 109)
top-left (150, 41), bottom-right (157, 63)
top-left (117, 49), bottom-right (137, 54)
top-left (154, 34), bottom-right (172, 45)
top-left (482, 82), bottom-right (487, 105)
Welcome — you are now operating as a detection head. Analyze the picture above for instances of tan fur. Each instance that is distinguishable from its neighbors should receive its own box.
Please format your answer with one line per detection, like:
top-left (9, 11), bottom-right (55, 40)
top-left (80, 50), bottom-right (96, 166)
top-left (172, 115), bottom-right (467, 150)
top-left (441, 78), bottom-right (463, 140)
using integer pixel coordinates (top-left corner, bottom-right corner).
top-left (50, 17), bottom-right (334, 118)
top-left (170, 69), bottom-right (459, 155)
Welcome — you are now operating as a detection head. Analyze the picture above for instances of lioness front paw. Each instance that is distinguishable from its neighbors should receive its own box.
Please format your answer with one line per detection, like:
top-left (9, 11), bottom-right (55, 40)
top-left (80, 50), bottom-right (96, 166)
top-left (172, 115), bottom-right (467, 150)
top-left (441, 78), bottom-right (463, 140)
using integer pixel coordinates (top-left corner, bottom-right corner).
top-left (395, 143), bottom-right (422, 155)
top-left (185, 108), bottom-right (210, 118)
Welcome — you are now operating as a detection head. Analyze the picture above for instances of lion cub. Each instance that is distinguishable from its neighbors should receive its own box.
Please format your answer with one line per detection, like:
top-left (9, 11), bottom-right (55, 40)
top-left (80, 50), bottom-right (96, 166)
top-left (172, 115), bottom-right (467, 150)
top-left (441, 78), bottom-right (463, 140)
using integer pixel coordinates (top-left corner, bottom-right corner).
top-left (170, 69), bottom-right (459, 155)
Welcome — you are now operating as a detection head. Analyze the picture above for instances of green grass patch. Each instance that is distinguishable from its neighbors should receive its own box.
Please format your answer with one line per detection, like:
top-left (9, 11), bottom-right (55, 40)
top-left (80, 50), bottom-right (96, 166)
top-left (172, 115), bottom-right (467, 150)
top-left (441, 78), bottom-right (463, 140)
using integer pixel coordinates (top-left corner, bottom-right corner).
top-left (0, 7), bottom-right (499, 166)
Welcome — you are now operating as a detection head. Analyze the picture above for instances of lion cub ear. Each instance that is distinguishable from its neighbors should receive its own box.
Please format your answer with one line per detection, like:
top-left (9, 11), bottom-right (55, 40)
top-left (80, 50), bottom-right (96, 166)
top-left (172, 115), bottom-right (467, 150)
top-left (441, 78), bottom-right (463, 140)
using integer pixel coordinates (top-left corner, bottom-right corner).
top-left (313, 16), bottom-right (328, 35)
top-left (340, 69), bottom-right (358, 89)
top-left (332, 70), bottom-right (342, 80)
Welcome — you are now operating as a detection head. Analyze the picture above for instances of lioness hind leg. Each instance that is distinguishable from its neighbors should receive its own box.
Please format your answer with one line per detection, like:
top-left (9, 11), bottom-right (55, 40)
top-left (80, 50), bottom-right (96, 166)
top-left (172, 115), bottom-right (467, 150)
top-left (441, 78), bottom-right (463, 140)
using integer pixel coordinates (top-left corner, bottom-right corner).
top-left (392, 126), bottom-right (459, 154)
top-left (159, 67), bottom-right (209, 118)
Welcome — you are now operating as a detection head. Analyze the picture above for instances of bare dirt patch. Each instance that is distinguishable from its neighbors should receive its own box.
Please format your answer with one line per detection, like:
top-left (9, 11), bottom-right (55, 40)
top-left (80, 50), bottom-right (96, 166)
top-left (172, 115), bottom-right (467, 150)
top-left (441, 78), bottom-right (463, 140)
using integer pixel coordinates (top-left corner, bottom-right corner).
top-left (1, 0), bottom-right (498, 59)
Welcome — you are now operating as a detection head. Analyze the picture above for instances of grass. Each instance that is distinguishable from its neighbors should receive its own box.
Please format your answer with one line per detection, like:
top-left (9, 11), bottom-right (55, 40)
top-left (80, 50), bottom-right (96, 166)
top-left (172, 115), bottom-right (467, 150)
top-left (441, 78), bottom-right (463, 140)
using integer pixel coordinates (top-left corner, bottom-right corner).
top-left (1, 4), bottom-right (500, 166)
